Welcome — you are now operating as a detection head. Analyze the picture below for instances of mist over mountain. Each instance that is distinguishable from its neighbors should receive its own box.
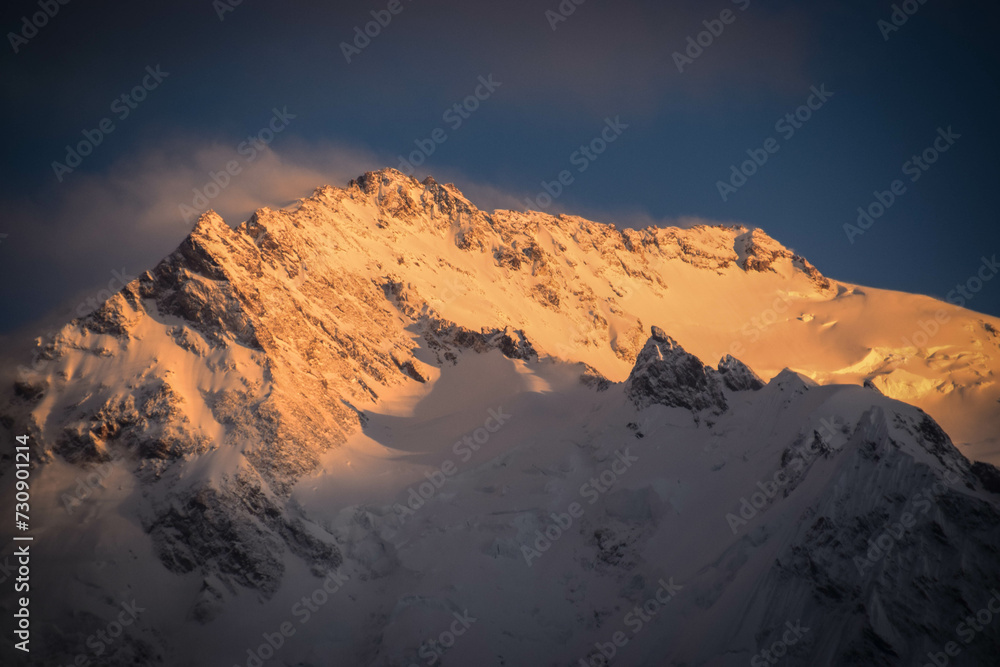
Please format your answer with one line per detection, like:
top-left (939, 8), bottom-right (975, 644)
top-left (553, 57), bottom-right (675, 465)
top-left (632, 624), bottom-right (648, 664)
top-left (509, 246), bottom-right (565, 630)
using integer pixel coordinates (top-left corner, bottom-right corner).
top-left (1, 169), bottom-right (999, 666)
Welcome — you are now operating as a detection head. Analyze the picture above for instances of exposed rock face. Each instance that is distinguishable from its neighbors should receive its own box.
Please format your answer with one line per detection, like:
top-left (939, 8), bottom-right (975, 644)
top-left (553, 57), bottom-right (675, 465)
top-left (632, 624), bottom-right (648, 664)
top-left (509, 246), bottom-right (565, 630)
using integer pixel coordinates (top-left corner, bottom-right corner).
top-left (2, 168), bottom-right (998, 667)
top-left (717, 354), bottom-right (766, 392)
top-left (625, 326), bottom-right (728, 414)
top-left (580, 363), bottom-right (611, 391)
top-left (143, 476), bottom-right (342, 599)
top-left (744, 407), bottom-right (1000, 667)
top-left (734, 227), bottom-right (831, 289)
top-left (863, 377), bottom-right (883, 393)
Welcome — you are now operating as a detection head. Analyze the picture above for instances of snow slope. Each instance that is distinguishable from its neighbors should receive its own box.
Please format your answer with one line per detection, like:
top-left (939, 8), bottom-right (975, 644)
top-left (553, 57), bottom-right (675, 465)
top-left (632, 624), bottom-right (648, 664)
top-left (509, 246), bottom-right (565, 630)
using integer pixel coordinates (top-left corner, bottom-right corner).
top-left (1, 168), bottom-right (998, 666)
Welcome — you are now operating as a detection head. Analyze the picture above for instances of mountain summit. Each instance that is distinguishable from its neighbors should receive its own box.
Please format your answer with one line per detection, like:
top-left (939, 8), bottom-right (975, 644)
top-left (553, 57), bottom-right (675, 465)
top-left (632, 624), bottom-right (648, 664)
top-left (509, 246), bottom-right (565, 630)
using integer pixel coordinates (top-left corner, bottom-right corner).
top-left (3, 169), bottom-right (1000, 666)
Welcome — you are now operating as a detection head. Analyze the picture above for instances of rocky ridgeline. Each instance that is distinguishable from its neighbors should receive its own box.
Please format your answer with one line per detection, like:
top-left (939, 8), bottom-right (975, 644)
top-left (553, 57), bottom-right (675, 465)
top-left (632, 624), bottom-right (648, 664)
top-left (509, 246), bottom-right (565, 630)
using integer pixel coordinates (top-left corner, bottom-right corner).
top-left (624, 326), bottom-right (766, 415)
top-left (625, 325), bottom-right (730, 415)
top-left (1, 170), bottom-right (844, 603)
top-left (13, 169), bottom-right (986, 667)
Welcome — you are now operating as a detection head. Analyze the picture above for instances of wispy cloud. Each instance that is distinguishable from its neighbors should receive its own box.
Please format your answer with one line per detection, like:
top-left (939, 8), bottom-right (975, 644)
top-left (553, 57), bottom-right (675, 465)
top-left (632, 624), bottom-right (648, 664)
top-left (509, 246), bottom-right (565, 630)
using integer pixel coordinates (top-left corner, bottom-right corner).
top-left (0, 130), bottom-right (748, 339)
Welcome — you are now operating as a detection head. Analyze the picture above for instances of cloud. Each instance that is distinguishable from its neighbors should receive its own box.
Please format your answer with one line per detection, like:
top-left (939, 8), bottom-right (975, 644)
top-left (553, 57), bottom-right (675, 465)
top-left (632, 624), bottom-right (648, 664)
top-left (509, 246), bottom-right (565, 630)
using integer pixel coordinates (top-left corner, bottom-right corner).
top-left (0, 126), bottom-right (747, 339)
top-left (0, 134), bottom-right (544, 333)
top-left (0, 134), bottom-right (383, 335)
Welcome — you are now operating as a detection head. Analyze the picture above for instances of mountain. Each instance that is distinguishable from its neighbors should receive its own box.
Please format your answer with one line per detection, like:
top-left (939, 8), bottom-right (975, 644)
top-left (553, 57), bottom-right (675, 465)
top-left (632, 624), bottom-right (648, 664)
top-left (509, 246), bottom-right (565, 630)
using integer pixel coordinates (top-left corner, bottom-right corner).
top-left (1, 168), bottom-right (998, 666)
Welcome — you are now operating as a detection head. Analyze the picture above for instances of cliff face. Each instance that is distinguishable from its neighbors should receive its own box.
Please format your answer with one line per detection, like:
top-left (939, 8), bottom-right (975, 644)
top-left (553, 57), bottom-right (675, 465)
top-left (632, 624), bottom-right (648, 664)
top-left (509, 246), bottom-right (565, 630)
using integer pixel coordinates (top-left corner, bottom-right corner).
top-left (625, 326), bottom-right (728, 416)
top-left (7, 168), bottom-right (845, 499)
top-left (2, 169), bottom-right (1000, 666)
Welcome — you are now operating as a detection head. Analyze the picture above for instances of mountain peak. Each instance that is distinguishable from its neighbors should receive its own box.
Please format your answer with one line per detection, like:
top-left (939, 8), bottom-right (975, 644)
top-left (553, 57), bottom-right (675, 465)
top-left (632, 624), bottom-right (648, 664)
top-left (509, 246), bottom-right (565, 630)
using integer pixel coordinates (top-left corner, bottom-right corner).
top-left (7, 167), bottom-right (1000, 667)
top-left (191, 209), bottom-right (229, 235)
top-left (650, 324), bottom-right (671, 343)
top-left (625, 326), bottom-right (728, 414)
top-left (347, 166), bottom-right (418, 192)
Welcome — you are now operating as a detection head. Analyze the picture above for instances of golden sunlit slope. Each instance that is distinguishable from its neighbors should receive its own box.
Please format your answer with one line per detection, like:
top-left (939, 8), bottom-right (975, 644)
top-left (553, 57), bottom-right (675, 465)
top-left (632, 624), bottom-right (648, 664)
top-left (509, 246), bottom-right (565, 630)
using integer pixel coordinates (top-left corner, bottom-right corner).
top-left (15, 168), bottom-right (1000, 468)
top-left (265, 169), bottom-right (999, 462)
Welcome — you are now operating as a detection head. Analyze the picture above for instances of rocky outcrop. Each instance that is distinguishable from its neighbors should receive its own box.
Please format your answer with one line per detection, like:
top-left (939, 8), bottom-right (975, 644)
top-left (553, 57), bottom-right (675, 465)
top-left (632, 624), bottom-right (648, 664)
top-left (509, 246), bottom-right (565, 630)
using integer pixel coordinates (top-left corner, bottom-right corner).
top-left (625, 326), bottom-right (728, 415)
top-left (9, 168), bottom-right (991, 667)
top-left (717, 354), bottom-right (765, 392)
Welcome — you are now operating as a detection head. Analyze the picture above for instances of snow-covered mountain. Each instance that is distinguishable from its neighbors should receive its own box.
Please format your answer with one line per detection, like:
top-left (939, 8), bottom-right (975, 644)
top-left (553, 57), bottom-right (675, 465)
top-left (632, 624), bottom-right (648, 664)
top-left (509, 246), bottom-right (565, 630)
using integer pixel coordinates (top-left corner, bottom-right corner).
top-left (2, 168), bottom-right (998, 666)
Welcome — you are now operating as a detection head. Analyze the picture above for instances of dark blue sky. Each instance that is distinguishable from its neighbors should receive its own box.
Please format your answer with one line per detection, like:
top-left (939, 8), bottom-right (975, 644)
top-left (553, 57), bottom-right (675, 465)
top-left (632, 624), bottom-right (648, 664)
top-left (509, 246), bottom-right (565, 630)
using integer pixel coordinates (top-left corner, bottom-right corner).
top-left (2, 0), bottom-right (999, 334)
